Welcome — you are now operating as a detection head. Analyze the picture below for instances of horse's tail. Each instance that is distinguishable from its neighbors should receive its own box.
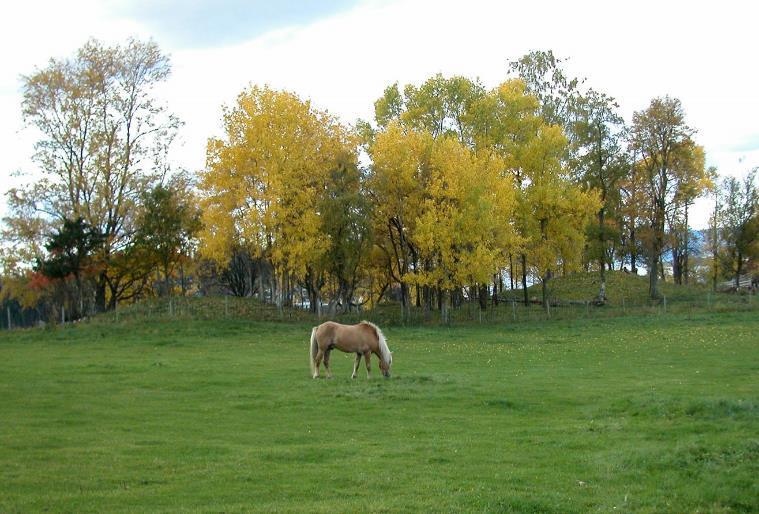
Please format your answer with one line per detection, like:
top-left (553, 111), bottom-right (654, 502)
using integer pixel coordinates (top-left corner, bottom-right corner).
top-left (363, 320), bottom-right (392, 366)
top-left (309, 327), bottom-right (318, 376)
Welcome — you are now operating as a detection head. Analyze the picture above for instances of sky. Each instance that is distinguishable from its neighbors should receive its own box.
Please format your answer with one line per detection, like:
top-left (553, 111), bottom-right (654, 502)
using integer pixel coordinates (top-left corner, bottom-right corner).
top-left (1, 0), bottom-right (758, 229)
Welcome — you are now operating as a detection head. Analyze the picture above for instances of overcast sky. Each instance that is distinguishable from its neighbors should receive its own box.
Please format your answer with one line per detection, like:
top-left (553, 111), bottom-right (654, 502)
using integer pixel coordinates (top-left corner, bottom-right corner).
top-left (1, 0), bottom-right (758, 228)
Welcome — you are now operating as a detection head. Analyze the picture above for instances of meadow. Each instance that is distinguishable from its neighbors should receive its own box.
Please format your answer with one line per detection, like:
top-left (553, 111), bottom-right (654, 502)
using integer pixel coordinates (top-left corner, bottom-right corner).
top-left (1, 310), bottom-right (757, 513)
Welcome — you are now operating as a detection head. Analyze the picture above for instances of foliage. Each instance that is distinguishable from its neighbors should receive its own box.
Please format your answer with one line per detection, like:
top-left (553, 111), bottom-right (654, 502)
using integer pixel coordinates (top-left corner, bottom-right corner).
top-left (199, 85), bottom-right (357, 308)
top-left (508, 49), bottom-right (583, 130)
top-left (5, 38), bottom-right (180, 311)
top-left (3, 44), bottom-right (753, 322)
top-left (571, 89), bottom-right (627, 298)
top-left (630, 96), bottom-right (703, 298)
top-left (36, 217), bottom-right (103, 281)
top-left (718, 169), bottom-right (758, 286)
top-left (134, 177), bottom-right (202, 296)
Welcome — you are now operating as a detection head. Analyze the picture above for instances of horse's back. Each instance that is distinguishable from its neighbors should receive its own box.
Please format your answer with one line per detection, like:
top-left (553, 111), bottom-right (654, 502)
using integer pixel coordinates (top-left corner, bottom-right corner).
top-left (315, 321), bottom-right (375, 353)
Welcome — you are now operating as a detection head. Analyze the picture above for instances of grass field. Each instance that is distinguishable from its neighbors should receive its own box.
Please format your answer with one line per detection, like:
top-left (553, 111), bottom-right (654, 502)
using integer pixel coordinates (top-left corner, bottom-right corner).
top-left (1, 311), bottom-right (757, 512)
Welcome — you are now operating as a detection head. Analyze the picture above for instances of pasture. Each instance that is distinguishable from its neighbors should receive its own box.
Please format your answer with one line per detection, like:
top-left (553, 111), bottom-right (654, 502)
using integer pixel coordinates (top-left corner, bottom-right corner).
top-left (1, 311), bottom-right (757, 512)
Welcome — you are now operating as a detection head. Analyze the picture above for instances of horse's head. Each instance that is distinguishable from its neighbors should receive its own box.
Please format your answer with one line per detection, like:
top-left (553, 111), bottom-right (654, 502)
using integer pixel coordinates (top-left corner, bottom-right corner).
top-left (379, 351), bottom-right (393, 378)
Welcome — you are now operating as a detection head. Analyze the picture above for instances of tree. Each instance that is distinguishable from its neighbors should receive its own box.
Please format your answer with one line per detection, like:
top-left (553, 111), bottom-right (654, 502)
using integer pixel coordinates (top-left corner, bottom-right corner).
top-left (518, 125), bottom-right (600, 310)
top-left (370, 75), bottom-right (499, 314)
top-left (666, 144), bottom-right (711, 285)
top-left (619, 155), bottom-right (646, 274)
top-left (134, 177), bottom-right (202, 297)
top-left (199, 85), bottom-right (355, 310)
top-left (374, 74), bottom-right (486, 142)
top-left (32, 217), bottom-right (103, 319)
top-left (318, 154), bottom-right (372, 314)
top-left (571, 89), bottom-right (627, 302)
top-left (719, 169), bottom-right (758, 288)
top-left (411, 134), bottom-right (517, 321)
top-left (5, 38), bottom-right (180, 311)
top-left (630, 96), bottom-right (697, 299)
top-left (218, 247), bottom-right (258, 298)
top-left (508, 50), bottom-right (583, 140)
top-left (365, 123), bottom-right (428, 319)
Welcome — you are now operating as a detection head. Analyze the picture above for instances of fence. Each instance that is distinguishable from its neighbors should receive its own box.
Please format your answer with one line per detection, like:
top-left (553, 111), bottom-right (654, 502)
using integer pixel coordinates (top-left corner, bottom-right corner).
top-left (0, 304), bottom-right (44, 331)
top-left (2, 290), bottom-right (755, 332)
top-left (96, 291), bottom-right (756, 327)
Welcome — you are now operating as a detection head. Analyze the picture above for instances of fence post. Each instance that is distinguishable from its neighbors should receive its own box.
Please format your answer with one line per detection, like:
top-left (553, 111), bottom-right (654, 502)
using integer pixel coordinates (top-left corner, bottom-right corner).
top-left (663, 294), bottom-right (667, 313)
top-left (7, 306), bottom-right (11, 330)
top-left (512, 299), bottom-right (516, 322)
top-left (225, 295), bottom-right (229, 318)
top-left (61, 305), bottom-right (65, 325)
top-left (707, 292), bottom-right (711, 310)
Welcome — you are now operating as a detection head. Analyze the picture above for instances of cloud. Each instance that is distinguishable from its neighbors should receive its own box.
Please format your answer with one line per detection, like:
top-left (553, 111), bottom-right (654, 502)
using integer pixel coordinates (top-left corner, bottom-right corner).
top-left (2, 0), bottom-right (759, 231)
top-left (727, 133), bottom-right (759, 153)
top-left (109, 0), bottom-right (361, 48)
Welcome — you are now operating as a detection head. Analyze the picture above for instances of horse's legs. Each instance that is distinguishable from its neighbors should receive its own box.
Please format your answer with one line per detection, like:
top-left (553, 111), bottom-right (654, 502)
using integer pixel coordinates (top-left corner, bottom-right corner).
top-left (364, 351), bottom-right (372, 378)
top-left (323, 349), bottom-right (333, 379)
top-left (351, 353), bottom-right (362, 379)
top-left (313, 349), bottom-right (324, 379)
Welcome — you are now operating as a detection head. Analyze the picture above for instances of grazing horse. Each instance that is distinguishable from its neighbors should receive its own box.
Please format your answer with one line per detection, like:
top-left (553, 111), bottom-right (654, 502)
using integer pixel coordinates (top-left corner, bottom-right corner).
top-left (309, 321), bottom-right (392, 379)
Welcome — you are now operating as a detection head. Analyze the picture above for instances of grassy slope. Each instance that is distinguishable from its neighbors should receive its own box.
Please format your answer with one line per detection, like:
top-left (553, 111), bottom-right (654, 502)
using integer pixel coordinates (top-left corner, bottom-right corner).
top-left (0, 312), bottom-right (757, 513)
top-left (524, 270), bottom-right (714, 304)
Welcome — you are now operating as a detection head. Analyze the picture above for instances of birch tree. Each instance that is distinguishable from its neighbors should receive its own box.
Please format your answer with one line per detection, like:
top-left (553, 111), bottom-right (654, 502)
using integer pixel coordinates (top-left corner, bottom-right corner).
top-left (5, 38), bottom-right (180, 311)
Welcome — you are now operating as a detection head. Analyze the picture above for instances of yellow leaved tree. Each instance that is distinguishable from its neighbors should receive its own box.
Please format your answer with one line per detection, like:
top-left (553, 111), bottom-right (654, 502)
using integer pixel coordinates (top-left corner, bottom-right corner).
top-left (199, 85), bottom-right (355, 309)
top-left (517, 124), bottom-right (600, 310)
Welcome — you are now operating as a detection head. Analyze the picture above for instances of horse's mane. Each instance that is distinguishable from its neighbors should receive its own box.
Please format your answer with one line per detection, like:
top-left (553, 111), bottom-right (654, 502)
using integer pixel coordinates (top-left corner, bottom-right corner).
top-left (361, 320), bottom-right (392, 365)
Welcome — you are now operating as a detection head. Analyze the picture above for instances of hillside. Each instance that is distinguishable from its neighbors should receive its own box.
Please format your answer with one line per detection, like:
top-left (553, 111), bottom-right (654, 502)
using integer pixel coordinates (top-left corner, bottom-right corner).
top-left (523, 270), bottom-right (717, 305)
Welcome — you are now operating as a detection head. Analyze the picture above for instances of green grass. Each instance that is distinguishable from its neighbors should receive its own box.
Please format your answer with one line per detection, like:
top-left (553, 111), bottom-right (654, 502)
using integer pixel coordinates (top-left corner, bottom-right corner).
top-left (523, 270), bottom-right (722, 303)
top-left (1, 311), bottom-right (757, 512)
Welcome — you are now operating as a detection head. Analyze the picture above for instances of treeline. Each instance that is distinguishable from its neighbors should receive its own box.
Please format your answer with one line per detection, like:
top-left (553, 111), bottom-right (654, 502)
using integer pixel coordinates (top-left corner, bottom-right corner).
top-left (1, 40), bottom-right (757, 324)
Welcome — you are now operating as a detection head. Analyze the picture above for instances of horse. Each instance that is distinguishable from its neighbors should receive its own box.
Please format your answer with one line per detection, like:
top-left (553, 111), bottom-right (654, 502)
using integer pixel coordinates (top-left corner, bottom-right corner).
top-left (309, 321), bottom-right (392, 379)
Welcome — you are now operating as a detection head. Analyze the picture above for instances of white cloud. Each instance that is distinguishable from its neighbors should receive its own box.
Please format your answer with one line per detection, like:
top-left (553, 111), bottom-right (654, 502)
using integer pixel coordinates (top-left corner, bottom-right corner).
top-left (2, 0), bottom-right (758, 229)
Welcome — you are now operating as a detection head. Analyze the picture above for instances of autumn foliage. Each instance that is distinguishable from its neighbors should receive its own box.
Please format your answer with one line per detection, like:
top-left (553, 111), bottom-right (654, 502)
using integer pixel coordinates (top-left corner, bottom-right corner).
top-left (1, 41), bottom-right (756, 325)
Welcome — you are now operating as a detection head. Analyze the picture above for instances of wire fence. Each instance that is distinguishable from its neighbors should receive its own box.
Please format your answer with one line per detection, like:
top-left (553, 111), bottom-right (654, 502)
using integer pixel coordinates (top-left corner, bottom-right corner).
top-left (102, 292), bottom-right (756, 327)
top-left (2, 291), bottom-right (756, 332)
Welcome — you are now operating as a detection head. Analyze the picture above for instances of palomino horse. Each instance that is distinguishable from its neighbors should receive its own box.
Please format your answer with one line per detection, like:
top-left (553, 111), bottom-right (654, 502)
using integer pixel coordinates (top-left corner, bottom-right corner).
top-left (309, 321), bottom-right (392, 379)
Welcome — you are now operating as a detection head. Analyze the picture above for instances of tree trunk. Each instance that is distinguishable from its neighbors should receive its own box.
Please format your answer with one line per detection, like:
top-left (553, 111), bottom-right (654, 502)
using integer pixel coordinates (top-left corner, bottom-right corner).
top-left (649, 246), bottom-right (659, 299)
top-left (684, 202), bottom-right (690, 285)
top-left (400, 282), bottom-right (410, 321)
top-left (542, 274), bottom-right (549, 312)
top-left (630, 226), bottom-right (637, 273)
top-left (521, 254), bottom-right (529, 306)
top-left (598, 207), bottom-right (607, 303)
top-left (180, 262), bottom-right (186, 296)
top-left (441, 289), bottom-right (450, 325)
top-left (509, 254), bottom-right (515, 290)
top-left (478, 283), bottom-right (488, 310)
top-left (164, 262), bottom-right (171, 298)
top-left (423, 285), bottom-right (431, 321)
top-left (256, 261), bottom-right (264, 301)
top-left (735, 251), bottom-right (743, 289)
top-left (95, 272), bottom-right (107, 313)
